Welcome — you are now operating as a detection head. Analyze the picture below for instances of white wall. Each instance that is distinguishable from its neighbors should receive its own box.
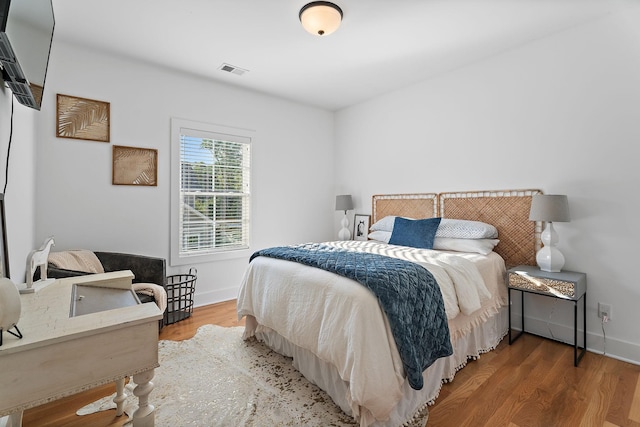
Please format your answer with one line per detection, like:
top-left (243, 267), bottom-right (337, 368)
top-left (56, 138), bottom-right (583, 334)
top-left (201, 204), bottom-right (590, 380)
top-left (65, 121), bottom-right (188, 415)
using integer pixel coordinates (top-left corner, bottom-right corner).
top-left (0, 86), bottom-right (37, 284)
top-left (34, 41), bottom-right (335, 306)
top-left (335, 8), bottom-right (640, 363)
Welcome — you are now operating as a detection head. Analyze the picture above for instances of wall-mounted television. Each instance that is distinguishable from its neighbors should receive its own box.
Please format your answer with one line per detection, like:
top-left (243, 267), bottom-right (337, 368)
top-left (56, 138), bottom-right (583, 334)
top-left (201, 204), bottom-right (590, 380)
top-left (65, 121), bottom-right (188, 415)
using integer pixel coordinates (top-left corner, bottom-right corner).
top-left (0, 0), bottom-right (55, 110)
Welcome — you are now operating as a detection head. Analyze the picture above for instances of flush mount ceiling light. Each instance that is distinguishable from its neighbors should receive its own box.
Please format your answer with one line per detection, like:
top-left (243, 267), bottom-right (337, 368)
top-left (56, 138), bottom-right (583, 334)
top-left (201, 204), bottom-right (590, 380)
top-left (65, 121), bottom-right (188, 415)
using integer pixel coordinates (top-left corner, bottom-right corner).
top-left (299, 1), bottom-right (343, 36)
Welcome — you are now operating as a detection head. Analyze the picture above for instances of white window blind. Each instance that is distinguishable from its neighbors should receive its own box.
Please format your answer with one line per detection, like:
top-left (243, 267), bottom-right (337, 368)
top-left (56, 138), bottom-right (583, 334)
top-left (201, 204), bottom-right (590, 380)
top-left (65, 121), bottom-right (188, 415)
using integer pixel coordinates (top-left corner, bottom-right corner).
top-left (177, 126), bottom-right (251, 258)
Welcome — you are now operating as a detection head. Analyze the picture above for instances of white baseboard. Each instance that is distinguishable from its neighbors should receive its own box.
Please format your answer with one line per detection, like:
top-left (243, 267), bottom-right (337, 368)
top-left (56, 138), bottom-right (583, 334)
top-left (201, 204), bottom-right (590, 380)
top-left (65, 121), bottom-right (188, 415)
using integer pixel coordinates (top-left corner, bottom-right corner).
top-left (511, 313), bottom-right (640, 366)
top-left (193, 286), bottom-right (239, 308)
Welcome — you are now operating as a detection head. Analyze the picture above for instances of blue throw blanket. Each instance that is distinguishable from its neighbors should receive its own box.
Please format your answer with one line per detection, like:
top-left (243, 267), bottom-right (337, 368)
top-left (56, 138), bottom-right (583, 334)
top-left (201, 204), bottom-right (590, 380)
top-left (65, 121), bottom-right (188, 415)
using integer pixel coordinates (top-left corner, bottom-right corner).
top-left (250, 243), bottom-right (453, 390)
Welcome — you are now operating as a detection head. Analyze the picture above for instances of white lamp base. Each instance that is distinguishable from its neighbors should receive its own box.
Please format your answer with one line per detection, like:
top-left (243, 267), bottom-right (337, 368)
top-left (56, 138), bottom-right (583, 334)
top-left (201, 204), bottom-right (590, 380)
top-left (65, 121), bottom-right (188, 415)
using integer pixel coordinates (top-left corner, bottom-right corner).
top-left (536, 222), bottom-right (565, 272)
top-left (338, 213), bottom-right (351, 240)
top-left (536, 246), bottom-right (565, 272)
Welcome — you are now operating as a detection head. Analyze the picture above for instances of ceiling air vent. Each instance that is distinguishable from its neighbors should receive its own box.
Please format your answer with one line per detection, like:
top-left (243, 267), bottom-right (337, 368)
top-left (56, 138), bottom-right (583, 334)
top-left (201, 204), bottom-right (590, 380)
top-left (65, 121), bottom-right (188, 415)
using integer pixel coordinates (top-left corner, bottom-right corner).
top-left (218, 63), bottom-right (248, 76)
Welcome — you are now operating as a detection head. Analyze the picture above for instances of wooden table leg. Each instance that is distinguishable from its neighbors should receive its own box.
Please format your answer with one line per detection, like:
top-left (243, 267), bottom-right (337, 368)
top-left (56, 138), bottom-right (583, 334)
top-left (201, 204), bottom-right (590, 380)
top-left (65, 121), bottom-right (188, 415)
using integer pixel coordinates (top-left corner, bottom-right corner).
top-left (132, 370), bottom-right (155, 427)
top-left (114, 378), bottom-right (127, 416)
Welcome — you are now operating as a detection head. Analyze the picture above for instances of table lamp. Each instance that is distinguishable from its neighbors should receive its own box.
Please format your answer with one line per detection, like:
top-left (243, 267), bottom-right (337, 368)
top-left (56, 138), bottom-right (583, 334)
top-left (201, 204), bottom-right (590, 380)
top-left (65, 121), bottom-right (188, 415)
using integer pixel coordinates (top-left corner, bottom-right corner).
top-left (529, 194), bottom-right (570, 272)
top-left (335, 195), bottom-right (353, 240)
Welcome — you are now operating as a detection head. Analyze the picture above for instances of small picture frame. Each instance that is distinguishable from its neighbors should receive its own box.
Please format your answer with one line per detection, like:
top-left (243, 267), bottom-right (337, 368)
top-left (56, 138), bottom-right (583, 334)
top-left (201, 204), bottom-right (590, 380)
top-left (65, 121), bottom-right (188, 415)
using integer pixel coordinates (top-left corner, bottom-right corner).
top-left (56, 94), bottom-right (110, 142)
top-left (112, 145), bottom-right (158, 186)
top-left (353, 214), bottom-right (371, 241)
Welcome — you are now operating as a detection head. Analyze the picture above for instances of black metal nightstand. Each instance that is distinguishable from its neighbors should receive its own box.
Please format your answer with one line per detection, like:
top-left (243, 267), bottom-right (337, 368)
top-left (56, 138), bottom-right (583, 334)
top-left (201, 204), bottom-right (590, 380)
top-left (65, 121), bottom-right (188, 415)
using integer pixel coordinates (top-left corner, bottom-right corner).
top-left (507, 265), bottom-right (587, 366)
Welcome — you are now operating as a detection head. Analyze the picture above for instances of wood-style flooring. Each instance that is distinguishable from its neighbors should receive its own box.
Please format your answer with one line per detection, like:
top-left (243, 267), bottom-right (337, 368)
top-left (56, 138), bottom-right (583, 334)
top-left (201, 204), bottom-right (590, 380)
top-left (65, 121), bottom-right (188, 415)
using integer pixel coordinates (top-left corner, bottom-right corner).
top-left (22, 300), bottom-right (640, 427)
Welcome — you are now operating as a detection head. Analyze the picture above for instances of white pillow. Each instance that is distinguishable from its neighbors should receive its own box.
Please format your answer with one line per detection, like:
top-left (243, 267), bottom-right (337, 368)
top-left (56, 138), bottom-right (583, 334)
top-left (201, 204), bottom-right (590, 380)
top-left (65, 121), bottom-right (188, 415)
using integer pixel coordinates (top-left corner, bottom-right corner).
top-left (436, 219), bottom-right (498, 239)
top-left (370, 216), bottom-right (411, 232)
top-left (370, 216), bottom-right (497, 239)
top-left (433, 238), bottom-right (499, 255)
top-left (368, 230), bottom-right (391, 243)
top-left (369, 231), bottom-right (498, 255)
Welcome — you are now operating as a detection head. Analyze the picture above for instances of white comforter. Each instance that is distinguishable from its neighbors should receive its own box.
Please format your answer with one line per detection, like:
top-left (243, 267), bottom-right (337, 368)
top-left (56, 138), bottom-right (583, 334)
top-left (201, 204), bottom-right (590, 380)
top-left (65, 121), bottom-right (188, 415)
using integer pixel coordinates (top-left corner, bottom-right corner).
top-left (237, 241), bottom-right (500, 426)
top-left (323, 240), bottom-right (491, 318)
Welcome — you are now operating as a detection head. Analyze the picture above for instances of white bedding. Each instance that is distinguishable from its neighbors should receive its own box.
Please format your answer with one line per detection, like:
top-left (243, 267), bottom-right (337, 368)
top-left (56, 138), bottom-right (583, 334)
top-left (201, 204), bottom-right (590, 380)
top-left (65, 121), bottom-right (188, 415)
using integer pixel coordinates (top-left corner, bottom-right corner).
top-left (323, 240), bottom-right (492, 318)
top-left (237, 241), bottom-right (507, 426)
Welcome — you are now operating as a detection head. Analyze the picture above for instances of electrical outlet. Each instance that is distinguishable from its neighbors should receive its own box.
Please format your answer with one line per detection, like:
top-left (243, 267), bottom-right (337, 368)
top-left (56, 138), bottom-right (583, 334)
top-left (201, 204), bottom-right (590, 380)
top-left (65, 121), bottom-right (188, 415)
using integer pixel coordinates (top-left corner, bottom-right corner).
top-left (598, 302), bottom-right (612, 321)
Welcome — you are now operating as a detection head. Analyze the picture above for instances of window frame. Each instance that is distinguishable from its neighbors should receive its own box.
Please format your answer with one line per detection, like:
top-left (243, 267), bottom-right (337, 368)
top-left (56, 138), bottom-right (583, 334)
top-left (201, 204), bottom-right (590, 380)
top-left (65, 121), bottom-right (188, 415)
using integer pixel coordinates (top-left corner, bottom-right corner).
top-left (170, 118), bottom-right (253, 266)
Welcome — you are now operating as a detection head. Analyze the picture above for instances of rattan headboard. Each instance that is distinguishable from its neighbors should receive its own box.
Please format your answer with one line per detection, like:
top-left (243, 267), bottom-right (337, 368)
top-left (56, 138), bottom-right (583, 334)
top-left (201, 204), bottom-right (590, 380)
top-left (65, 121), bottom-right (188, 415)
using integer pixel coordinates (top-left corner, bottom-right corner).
top-left (372, 189), bottom-right (542, 268)
top-left (372, 193), bottom-right (438, 222)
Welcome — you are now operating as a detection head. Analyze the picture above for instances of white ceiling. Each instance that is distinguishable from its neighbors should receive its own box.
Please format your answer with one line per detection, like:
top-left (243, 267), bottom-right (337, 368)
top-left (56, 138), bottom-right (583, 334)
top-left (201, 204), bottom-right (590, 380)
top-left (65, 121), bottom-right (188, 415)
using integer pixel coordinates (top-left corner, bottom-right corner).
top-left (51, 0), bottom-right (622, 111)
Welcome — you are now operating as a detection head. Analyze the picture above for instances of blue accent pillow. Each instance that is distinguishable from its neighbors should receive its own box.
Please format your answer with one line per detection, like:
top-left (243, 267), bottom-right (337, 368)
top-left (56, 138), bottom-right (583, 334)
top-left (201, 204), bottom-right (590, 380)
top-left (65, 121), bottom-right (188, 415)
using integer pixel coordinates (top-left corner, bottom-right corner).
top-left (389, 217), bottom-right (442, 249)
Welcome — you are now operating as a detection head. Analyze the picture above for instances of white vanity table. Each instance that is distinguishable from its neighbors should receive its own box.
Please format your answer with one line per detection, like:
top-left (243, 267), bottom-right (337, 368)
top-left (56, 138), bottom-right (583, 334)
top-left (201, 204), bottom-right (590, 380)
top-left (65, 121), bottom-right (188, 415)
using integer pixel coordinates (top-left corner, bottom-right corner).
top-left (0, 271), bottom-right (162, 426)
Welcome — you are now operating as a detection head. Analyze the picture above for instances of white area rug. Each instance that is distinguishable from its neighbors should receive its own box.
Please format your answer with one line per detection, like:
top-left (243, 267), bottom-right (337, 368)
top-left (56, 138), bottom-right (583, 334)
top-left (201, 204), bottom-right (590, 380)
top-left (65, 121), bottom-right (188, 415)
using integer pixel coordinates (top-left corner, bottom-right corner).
top-left (77, 324), bottom-right (427, 426)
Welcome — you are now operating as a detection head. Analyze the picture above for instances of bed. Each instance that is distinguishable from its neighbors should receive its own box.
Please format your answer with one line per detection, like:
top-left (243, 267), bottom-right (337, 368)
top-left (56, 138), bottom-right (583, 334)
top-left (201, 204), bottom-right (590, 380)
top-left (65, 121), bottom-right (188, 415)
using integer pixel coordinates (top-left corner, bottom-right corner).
top-left (237, 189), bottom-right (542, 426)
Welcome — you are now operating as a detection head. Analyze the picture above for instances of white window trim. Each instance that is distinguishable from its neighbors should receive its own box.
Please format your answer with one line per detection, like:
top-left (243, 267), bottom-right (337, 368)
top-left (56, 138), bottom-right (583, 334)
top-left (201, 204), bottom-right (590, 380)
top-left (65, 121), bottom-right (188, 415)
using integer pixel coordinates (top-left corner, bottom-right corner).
top-left (170, 118), bottom-right (254, 266)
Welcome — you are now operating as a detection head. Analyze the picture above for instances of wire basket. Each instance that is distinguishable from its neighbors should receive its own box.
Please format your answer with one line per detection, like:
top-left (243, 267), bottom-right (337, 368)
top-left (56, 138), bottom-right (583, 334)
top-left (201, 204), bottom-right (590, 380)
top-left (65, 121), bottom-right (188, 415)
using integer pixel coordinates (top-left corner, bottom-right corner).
top-left (164, 267), bottom-right (197, 325)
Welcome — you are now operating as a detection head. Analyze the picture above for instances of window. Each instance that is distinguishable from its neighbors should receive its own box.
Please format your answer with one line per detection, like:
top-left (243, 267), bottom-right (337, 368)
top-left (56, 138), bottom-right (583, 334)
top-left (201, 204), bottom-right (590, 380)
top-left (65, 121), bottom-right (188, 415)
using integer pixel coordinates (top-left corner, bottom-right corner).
top-left (171, 118), bottom-right (252, 265)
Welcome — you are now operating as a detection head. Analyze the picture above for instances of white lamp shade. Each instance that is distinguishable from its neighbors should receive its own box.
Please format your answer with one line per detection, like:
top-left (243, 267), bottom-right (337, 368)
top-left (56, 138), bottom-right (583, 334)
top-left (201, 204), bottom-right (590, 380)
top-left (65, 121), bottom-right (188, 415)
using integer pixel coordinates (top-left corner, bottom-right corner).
top-left (529, 194), bottom-right (570, 222)
top-left (335, 194), bottom-right (353, 212)
top-left (299, 2), bottom-right (343, 36)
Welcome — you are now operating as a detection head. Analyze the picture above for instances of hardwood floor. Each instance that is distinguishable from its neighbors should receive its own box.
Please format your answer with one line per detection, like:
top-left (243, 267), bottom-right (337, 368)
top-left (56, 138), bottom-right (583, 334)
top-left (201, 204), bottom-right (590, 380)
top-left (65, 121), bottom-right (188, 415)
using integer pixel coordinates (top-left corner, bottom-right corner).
top-left (429, 334), bottom-right (640, 427)
top-left (22, 300), bottom-right (640, 427)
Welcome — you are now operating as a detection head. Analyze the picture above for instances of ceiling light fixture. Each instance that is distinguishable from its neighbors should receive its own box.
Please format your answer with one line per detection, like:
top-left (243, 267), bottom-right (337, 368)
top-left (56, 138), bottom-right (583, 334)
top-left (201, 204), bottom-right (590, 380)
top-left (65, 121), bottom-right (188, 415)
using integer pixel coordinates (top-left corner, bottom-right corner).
top-left (299, 1), bottom-right (343, 36)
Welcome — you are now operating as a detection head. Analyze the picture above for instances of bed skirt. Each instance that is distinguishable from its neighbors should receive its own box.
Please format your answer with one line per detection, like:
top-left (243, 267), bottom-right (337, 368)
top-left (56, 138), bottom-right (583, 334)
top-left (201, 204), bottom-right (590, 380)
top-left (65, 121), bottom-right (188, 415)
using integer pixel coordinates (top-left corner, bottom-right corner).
top-left (249, 305), bottom-right (508, 427)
